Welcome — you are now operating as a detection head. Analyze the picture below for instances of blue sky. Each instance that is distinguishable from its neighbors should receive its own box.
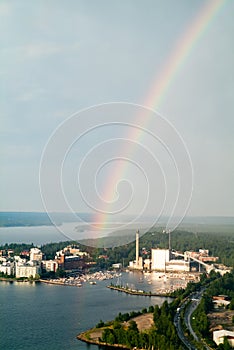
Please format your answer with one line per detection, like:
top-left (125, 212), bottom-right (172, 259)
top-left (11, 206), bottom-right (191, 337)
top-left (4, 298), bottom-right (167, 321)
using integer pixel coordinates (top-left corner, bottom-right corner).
top-left (1, 0), bottom-right (234, 217)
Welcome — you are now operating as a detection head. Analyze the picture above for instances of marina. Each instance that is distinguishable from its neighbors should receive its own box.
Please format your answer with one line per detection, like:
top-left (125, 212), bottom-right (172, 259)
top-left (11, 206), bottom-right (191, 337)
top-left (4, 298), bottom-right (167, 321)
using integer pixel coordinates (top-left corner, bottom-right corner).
top-left (39, 270), bottom-right (200, 291)
top-left (40, 270), bottom-right (121, 287)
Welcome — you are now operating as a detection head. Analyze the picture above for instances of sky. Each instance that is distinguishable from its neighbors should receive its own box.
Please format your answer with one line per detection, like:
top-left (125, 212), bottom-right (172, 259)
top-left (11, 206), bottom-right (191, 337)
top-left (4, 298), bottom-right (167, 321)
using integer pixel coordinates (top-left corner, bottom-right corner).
top-left (1, 0), bottom-right (234, 219)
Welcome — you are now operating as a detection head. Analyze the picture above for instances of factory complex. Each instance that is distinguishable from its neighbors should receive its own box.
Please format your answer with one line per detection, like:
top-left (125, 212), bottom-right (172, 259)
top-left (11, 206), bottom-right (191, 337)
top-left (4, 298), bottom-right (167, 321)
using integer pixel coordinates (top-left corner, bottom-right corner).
top-left (129, 230), bottom-right (228, 274)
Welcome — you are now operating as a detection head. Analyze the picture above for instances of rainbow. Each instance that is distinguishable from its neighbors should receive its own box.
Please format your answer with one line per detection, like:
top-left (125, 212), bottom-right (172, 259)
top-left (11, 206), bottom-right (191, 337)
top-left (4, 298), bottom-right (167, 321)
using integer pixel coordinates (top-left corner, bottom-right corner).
top-left (92, 0), bottom-right (226, 230)
top-left (144, 0), bottom-right (226, 109)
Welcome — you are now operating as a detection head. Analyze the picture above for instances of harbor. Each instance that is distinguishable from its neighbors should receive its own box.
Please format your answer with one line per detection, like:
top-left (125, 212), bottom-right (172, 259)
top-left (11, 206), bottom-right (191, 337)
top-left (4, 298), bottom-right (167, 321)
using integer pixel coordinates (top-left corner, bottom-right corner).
top-left (39, 270), bottom-right (121, 287)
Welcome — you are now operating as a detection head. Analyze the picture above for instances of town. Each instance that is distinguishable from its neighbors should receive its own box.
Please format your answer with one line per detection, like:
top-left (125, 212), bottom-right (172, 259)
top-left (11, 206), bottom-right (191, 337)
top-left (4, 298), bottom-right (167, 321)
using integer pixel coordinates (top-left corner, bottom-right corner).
top-left (1, 229), bottom-right (234, 349)
top-left (0, 230), bottom-right (231, 281)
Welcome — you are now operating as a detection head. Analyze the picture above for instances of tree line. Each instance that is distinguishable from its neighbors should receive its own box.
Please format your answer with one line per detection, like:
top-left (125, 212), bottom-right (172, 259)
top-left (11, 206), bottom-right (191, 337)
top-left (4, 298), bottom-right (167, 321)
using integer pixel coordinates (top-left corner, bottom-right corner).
top-left (99, 301), bottom-right (183, 350)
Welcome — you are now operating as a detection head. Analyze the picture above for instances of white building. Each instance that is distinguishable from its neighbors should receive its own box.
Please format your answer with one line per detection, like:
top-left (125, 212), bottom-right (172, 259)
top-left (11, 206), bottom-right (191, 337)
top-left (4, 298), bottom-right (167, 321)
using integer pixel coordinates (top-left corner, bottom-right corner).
top-left (144, 258), bottom-right (151, 270)
top-left (166, 259), bottom-right (190, 272)
top-left (151, 249), bottom-right (171, 271)
top-left (0, 262), bottom-right (14, 276)
top-left (112, 263), bottom-right (122, 269)
top-left (15, 261), bottom-right (41, 278)
top-left (30, 248), bottom-right (43, 262)
top-left (14, 256), bottom-right (26, 263)
top-left (129, 257), bottom-right (143, 270)
top-left (213, 330), bottom-right (234, 347)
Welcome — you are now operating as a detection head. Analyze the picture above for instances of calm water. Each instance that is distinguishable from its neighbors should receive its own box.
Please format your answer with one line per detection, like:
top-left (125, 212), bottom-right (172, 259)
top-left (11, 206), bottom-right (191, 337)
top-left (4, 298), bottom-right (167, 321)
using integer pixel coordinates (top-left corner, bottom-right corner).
top-left (0, 272), bottom-right (171, 350)
top-left (0, 222), bottom-right (139, 246)
top-left (0, 223), bottom-right (106, 246)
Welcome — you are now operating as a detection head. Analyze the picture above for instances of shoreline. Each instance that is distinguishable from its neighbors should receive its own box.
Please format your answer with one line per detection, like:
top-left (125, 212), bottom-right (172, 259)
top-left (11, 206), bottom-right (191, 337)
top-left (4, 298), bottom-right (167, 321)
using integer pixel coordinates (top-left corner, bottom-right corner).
top-left (77, 331), bottom-right (130, 349)
top-left (39, 279), bottom-right (82, 287)
top-left (0, 277), bottom-right (39, 283)
top-left (77, 313), bottom-right (155, 349)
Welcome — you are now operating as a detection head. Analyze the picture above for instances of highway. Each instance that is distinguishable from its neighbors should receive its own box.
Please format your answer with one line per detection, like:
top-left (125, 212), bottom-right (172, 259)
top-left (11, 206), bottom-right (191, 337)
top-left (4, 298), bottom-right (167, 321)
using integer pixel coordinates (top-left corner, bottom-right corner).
top-left (174, 288), bottom-right (206, 350)
top-left (174, 301), bottom-right (197, 350)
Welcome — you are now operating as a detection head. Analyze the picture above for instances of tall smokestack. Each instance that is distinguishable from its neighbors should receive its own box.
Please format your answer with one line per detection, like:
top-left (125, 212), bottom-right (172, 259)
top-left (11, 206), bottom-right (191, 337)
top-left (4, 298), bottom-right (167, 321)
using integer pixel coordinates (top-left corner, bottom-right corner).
top-left (136, 229), bottom-right (139, 263)
top-left (168, 230), bottom-right (171, 251)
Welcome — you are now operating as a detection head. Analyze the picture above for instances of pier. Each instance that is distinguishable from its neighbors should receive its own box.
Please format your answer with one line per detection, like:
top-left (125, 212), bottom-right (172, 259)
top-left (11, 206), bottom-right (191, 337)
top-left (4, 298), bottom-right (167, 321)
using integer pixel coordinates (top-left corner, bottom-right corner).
top-left (107, 284), bottom-right (174, 297)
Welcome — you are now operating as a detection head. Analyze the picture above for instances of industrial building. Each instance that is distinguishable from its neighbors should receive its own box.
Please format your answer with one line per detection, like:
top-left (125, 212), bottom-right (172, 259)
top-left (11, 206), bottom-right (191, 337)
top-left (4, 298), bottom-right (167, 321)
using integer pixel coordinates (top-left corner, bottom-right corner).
top-left (129, 230), bottom-right (191, 272)
top-left (151, 248), bottom-right (171, 271)
top-left (165, 259), bottom-right (190, 272)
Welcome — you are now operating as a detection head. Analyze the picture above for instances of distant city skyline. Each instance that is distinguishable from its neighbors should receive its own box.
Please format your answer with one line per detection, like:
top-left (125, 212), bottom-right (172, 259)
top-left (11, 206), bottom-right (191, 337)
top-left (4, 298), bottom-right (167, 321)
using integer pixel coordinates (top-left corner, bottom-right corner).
top-left (1, 0), bottom-right (234, 218)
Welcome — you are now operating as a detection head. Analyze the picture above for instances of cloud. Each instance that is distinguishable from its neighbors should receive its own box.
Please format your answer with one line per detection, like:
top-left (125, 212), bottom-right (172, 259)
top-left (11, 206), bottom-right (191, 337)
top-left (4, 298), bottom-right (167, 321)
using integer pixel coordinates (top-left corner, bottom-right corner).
top-left (0, 144), bottom-right (35, 159)
top-left (0, 3), bottom-right (11, 16)
top-left (16, 87), bottom-right (47, 102)
top-left (2, 42), bottom-right (79, 60)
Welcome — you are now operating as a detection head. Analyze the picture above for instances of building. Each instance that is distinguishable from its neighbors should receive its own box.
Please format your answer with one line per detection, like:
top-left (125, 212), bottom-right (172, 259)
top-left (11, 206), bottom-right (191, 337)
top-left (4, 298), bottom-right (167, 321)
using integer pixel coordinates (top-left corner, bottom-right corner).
top-left (62, 245), bottom-right (89, 258)
top-left (42, 260), bottom-right (58, 273)
top-left (0, 262), bottom-right (14, 276)
top-left (55, 253), bottom-right (86, 270)
top-left (30, 248), bottom-right (43, 262)
top-left (129, 257), bottom-right (143, 270)
top-left (199, 256), bottom-right (218, 263)
top-left (54, 245), bottom-right (90, 270)
top-left (184, 250), bottom-right (219, 263)
top-left (144, 258), bottom-right (151, 270)
top-left (112, 263), bottom-right (122, 269)
top-left (15, 261), bottom-right (41, 278)
top-left (151, 249), bottom-right (171, 271)
top-left (0, 250), bottom-right (7, 257)
top-left (212, 295), bottom-right (231, 308)
top-left (166, 259), bottom-right (190, 272)
top-left (20, 250), bottom-right (30, 258)
top-left (213, 330), bottom-right (234, 347)
top-left (63, 255), bottom-right (83, 270)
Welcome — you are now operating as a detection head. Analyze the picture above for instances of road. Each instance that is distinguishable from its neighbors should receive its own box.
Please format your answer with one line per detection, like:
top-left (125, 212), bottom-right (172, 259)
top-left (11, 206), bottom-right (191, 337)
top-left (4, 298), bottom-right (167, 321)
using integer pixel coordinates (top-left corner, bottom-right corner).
top-left (174, 301), bottom-right (197, 350)
top-left (184, 288), bottom-right (212, 350)
top-left (184, 292), bottom-right (202, 342)
top-left (174, 288), bottom-right (206, 350)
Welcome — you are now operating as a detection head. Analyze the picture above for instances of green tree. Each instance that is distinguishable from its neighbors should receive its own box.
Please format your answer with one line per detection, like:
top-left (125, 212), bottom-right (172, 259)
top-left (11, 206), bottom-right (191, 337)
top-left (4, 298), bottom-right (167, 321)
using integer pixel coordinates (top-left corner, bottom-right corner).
top-left (96, 319), bottom-right (105, 328)
top-left (128, 320), bottom-right (138, 333)
top-left (148, 305), bottom-right (154, 313)
top-left (223, 336), bottom-right (232, 350)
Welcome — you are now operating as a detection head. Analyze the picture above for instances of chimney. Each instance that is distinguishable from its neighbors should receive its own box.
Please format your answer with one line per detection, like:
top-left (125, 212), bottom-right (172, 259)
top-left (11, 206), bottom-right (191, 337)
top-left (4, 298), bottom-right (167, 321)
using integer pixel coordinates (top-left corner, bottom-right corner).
top-left (136, 230), bottom-right (139, 264)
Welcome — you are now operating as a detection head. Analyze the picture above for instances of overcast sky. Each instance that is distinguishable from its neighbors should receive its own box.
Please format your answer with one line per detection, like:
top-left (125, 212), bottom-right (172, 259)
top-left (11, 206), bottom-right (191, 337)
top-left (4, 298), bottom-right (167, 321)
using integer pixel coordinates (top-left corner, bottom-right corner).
top-left (1, 0), bottom-right (234, 218)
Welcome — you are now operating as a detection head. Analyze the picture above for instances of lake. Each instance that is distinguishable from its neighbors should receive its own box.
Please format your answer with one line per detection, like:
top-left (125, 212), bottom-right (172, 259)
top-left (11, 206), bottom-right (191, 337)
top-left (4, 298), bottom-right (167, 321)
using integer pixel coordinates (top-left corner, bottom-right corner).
top-left (0, 272), bottom-right (171, 350)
